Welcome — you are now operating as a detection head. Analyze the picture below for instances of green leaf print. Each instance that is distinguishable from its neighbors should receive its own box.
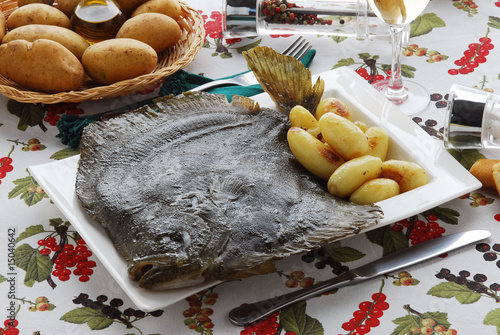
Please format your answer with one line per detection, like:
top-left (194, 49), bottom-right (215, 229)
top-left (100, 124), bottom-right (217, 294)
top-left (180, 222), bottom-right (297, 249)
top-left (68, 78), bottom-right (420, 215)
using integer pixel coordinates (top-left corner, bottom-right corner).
top-left (332, 58), bottom-right (355, 69)
top-left (7, 100), bottom-right (45, 131)
top-left (236, 39), bottom-right (262, 54)
top-left (484, 308), bottom-right (500, 334)
top-left (427, 282), bottom-right (482, 304)
top-left (323, 242), bottom-right (366, 263)
top-left (8, 175), bottom-right (47, 206)
top-left (280, 301), bottom-right (324, 335)
top-left (446, 149), bottom-right (485, 171)
top-left (0, 274), bottom-right (6, 284)
top-left (410, 13), bottom-right (446, 37)
top-left (50, 148), bottom-right (80, 160)
top-left (61, 307), bottom-right (114, 330)
top-left (488, 16), bottom-right (500, 30)
top-left (15, 224), bottom-right (46, 243)
top-left (366, 226), bottom-right (408, 256)
top-left (14, 244), bottom-right (52, 286)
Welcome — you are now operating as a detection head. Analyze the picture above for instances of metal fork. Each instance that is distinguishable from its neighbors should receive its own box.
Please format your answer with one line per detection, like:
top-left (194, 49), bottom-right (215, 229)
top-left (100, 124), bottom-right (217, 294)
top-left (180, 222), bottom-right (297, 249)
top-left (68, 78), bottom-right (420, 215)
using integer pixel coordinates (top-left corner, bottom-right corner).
top-left (190, 36), bottom-right (312, 92)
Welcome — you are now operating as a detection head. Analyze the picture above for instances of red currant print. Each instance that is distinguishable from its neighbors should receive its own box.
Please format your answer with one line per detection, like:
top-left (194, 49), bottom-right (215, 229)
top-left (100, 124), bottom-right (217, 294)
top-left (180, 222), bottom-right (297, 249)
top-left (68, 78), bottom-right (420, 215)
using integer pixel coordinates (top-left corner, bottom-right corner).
top-left (0, 151), bottom-right (14, 185)
top-left (449, 30), bottom-right (493, 75)
top-left (494, 214), bottom-right (500, 221)
top-left (44, 103), bottom-right (84, 126)
top-left (184, 289), bottom-right (219, 333)
top-left (340, 283), bottom-right (389, 334)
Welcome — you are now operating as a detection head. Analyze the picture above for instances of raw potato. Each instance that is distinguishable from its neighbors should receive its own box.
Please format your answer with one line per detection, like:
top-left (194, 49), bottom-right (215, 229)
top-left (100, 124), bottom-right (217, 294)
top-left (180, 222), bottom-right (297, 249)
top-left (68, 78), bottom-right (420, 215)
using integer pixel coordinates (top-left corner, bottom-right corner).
top-left (82, 38), bottom-right (158, 85)
top-left (365, 126), bottom-right (389, 161)
top-left (379, 159), bottom-right (428, 193)
top-left (0, 39), bottom-right (85, 93)
top-left (289, 105), bottom-right (321, 137)
top-left (349, 178), bottom-right (400, 205)
top-left (2, 24), bottom-right (90, 60)
top-left (0, 11), bottom-right (5, 42)
top-left (116, 13), bottom-right (181, 53)
top-left (469, 159), bottom-right (500, 190)
top-left (327, 155), bottom-right (383, 198)
top-left (17, 0), bottom-right (55, 6)
top-left (287, 127), bottom-right (344, 180)
top-left (6, 4), bottom-right (71, 30)
top-left (114, 0), bottom-right (149, 16)
top-left (314, 97), bottom-right (351, 121)
top-left (319, 112), bottom-right (369, 160)
top-left (131, 0), bottom-right (181, 20)
top-left (56, 0), bottom-right (80, 16)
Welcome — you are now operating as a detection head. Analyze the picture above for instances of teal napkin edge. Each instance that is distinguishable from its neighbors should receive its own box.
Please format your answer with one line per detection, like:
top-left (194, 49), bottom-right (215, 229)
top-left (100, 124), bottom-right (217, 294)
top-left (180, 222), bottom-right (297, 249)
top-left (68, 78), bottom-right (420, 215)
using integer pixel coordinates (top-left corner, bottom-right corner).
top-left (56, 49), bottom-right (316, 150)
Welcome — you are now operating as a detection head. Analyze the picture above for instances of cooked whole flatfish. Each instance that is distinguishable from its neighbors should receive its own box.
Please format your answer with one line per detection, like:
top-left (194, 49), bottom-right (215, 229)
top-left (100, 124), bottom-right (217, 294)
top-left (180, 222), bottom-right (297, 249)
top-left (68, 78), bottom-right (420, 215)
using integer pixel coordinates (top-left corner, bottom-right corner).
top-left (76, 93), bottom-right (382, 290)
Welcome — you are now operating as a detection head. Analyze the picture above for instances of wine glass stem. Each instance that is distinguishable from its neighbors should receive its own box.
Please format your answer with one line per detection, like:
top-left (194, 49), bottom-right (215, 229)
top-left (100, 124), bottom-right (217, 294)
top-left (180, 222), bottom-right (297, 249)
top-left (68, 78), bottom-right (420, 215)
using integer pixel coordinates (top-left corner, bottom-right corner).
top-left (386, 25), bottom-right (408, 103)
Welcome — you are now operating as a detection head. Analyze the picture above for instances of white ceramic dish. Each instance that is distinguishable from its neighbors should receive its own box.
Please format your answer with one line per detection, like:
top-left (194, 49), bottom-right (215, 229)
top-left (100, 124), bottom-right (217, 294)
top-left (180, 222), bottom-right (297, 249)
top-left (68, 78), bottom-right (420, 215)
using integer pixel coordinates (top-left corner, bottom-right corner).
top-left (29, 67), bottom-right (481, 311)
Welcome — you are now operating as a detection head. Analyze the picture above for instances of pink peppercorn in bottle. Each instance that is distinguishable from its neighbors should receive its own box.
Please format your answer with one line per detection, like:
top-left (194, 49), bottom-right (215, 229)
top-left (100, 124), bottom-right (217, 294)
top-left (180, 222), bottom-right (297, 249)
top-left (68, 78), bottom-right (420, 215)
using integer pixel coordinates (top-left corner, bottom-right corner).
top-left (222, 0), bottom-right (391, 40)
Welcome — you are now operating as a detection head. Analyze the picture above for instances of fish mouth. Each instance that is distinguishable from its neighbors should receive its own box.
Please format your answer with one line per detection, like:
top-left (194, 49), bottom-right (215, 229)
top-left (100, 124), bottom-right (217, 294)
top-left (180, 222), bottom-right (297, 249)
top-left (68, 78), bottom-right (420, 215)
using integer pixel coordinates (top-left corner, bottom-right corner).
top-left (128, 260), bottom-right (206, 290)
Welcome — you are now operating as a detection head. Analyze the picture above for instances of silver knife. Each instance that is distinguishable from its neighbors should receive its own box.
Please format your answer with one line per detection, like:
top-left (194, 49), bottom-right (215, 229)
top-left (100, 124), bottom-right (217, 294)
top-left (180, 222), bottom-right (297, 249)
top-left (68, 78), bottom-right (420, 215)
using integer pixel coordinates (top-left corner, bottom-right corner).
top-left (228, 229), bottom-right (491, 326)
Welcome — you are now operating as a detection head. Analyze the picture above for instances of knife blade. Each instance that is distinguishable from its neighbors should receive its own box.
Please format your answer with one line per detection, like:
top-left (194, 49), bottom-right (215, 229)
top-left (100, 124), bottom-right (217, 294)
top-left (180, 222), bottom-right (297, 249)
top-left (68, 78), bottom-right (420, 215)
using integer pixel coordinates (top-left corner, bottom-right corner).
top-left (228, 229), bottom-right (491, 326)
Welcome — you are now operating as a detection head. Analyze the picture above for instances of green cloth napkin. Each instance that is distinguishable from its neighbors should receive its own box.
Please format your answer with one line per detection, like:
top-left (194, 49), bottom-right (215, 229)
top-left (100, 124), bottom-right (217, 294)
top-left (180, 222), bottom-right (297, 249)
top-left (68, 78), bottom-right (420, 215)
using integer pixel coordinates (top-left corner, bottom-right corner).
top-left (57, 49), bottom-right (316, 150)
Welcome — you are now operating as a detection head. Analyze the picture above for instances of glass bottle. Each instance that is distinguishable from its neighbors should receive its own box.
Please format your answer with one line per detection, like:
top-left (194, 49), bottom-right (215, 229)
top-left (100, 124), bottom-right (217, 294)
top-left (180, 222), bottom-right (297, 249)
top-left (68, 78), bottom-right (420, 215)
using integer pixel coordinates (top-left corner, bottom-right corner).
top-left (71, 0), bottom-right (126, 44)
top-left (223, 0), bottom-right (391, 40)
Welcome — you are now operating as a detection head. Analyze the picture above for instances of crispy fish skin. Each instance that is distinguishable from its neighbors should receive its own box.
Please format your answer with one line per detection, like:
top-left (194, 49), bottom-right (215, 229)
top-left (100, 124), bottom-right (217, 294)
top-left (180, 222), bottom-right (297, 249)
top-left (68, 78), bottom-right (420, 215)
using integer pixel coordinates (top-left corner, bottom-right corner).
top-left (76, 93), bottom-right (382, 290)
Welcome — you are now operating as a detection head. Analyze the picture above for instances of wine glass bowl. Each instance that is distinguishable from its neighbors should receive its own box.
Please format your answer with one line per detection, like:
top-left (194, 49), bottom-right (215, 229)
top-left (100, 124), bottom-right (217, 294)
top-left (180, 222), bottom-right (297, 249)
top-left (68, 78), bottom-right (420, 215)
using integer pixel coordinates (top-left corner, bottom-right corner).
top-left (366, 0), bottom-right (431, 115)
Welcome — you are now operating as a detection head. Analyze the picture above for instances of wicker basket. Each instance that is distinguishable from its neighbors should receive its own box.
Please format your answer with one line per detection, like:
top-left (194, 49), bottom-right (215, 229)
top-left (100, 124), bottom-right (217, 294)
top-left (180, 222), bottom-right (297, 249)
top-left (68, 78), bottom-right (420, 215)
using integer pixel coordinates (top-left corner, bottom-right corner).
top-left (0, 0), bottom-right (205, 104)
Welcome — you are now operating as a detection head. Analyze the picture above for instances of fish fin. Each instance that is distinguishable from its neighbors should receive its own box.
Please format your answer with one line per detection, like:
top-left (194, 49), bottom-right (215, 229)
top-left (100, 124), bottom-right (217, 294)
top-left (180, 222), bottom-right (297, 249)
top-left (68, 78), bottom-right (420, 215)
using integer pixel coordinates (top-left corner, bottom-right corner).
top-left (243, 46), bottom-right (325, 114)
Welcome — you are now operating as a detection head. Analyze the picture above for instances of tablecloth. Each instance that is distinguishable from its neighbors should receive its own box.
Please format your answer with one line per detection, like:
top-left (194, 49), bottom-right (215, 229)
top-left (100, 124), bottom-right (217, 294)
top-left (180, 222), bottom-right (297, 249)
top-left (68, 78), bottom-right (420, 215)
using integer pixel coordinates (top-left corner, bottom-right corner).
top-left (1, 0), bottom-right (500, 334)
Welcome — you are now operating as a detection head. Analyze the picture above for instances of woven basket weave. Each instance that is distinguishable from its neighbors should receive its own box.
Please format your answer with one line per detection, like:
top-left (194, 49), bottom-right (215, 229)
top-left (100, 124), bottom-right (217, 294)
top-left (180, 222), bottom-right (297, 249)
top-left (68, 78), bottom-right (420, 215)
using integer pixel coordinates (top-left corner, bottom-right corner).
top-left (0, 0), bottom-right (205, 103)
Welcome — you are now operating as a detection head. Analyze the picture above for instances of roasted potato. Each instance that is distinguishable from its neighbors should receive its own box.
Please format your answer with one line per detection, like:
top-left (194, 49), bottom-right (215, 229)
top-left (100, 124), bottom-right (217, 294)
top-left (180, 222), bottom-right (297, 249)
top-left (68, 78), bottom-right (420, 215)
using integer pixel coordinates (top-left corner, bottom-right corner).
top-left (354, 120), bottom-right (368, 133)
top-left (82, 38), bottom-right (158, 85)
top-left (349, 178), bottom-right (400, 205)
top-left (365, 126), bottom-right (389, 161)
top-left (327, 155), bottom-right (382, 198)
top-left (2, 24), bottom-right (90, 60)
top-left (289, 105), bottom-right (321, 137)
top-left (116, 13), bottom-right (181, 53)
top-left (379, 159), bottom-right (428, 193)
top-left (0, 39), bottom-right (85, 93)
top-left (493, 162), bottom-right (500, 196)
top-left (287, 127), bottom-right (345, 180)
top-left (319, 112), bottom-right (368, 160)
top-left (6, 4), bottom-right (71, 30)
top-left (131, 0), bottom-right (181, 20)
top-left (314, 97), bottom-right (351, 121)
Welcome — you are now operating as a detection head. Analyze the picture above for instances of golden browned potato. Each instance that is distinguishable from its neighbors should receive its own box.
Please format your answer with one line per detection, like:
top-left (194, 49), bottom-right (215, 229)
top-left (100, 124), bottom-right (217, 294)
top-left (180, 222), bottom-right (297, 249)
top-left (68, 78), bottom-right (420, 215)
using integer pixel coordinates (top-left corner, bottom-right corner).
top-left (349, 178), bottom-right (400, 205)
top-left (131, 0), bottom-right (181, 20)
top-left (2, 24), bottom-right (90, 60)
top-left (314, 97), bottom-right (351, 121)
top-left (116, 13), bottom-right (181, 53)
top-left (318, 112), bottom-right (369, 160)
top-left (379, 159), bottom-right (428, 193)
top-left (327, 155), bottom-right (383, 198)
top-left (0, 39), bottom-right (85, 93)
top-left (0, 11), bottom-right (5, 42)
top-left (493, 162), bottom-right (500, 196)
top-left (82, 38), bottom-right (158, 85)
top-left (114, 0), bottom-right (149, 17)
top-left (7, 4), bottom-right (71, 30)
top-left (287, 127), bottom-right (345, 180)
top-left (365, 126), bottom-right (389, 161)
top-left (289, 105), bottom-right (321, 137)
top-left (56, 0), bottom-right (80, 16)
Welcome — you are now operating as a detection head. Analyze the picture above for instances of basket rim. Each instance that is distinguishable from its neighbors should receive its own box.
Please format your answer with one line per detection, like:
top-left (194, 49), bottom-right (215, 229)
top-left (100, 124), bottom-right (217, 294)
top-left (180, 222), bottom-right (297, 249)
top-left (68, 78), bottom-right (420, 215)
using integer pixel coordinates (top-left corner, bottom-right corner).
top-left (0, 0), bottom-right (206, 104)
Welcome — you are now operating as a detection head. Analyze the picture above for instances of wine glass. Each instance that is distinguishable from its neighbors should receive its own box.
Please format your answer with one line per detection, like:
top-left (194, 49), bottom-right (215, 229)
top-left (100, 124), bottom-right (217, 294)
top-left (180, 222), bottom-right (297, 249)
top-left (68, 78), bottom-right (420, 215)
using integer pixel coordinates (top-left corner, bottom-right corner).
top-left (366, 0), bottom-right (430, 116)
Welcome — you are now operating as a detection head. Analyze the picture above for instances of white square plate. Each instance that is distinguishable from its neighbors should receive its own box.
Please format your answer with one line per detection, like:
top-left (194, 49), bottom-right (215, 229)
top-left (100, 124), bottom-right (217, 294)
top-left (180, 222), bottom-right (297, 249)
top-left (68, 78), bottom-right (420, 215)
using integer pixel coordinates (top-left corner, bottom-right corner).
top-left (29, 67), bottom-right (481, 311)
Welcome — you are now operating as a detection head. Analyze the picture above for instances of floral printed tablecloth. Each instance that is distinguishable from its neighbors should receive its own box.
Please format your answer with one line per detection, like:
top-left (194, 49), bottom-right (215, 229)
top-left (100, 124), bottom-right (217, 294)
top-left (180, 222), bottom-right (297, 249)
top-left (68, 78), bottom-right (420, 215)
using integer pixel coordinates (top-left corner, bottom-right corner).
top-left (1, 0), bottom-right (500, 334)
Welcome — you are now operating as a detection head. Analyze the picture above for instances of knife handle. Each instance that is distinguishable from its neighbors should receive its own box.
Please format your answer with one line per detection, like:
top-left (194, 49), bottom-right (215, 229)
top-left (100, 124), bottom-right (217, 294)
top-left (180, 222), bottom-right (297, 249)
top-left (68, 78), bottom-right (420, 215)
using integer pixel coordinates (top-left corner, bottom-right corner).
top-left (228, 271), bottom-right (359, 326)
